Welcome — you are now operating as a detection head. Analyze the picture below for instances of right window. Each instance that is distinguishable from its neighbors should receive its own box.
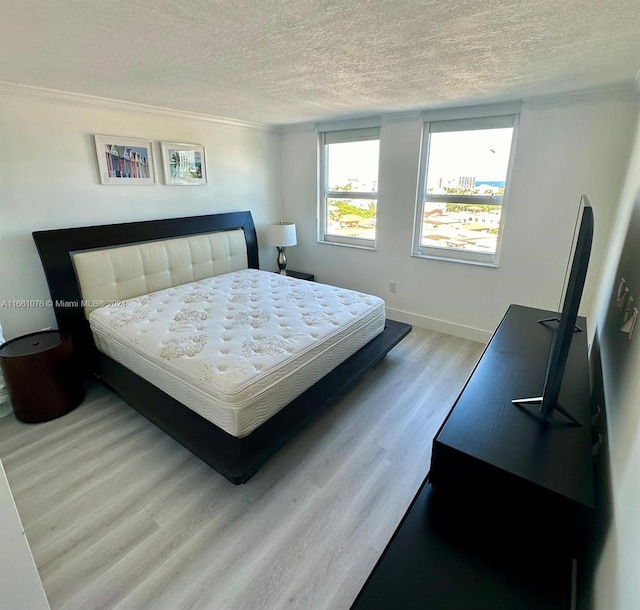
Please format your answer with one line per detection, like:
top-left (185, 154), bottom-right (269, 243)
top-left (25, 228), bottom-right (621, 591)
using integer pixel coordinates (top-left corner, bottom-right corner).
top-left (413, 114), bottom-right (518, 265)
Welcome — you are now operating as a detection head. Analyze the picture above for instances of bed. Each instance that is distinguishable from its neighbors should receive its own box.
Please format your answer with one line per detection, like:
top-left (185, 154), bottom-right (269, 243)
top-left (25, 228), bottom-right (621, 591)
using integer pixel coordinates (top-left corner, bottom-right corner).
top-left (32, 211), bottom-right (411, 483)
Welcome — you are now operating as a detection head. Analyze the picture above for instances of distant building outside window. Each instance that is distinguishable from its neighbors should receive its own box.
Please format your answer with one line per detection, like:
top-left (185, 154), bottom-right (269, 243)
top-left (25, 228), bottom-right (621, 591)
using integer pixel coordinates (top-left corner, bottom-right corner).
top-left (413, 114), bottom-right (518, 265)
top-left (319, 127), bottom-right (380, 248)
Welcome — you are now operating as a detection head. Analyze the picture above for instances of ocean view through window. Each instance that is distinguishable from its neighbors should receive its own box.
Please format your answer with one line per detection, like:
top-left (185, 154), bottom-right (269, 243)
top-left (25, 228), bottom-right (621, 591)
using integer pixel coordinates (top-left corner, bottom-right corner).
top-left (413, 114), bottom-right (518, 265)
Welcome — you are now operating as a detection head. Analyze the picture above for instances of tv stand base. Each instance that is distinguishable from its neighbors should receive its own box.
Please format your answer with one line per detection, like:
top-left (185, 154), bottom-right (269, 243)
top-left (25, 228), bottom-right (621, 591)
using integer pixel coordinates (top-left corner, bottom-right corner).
top-left (511, 395), bottom-right (583, 426)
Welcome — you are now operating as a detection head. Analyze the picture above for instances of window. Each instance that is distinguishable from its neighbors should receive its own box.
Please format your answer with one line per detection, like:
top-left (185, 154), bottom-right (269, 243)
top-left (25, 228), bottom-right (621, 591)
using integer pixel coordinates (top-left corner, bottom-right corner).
top-left (319, 127), bottom-right (380, 248)
top-left (413, 114), bottom-right (518, 265)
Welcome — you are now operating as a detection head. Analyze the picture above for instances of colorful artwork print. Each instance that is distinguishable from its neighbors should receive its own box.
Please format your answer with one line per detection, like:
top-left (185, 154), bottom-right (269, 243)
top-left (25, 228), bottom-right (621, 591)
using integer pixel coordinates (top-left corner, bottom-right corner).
top-left (103, 144), bottom-right (151, 179)
top-left (94, 135), bottom-right (156, 185)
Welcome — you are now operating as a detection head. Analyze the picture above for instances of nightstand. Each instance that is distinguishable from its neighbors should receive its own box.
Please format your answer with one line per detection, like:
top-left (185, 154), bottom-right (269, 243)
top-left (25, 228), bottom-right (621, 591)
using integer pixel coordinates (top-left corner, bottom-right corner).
top-left (284, 270), bottom-right (315, 281)
top-left (0, 330), bottom-right (84, 423)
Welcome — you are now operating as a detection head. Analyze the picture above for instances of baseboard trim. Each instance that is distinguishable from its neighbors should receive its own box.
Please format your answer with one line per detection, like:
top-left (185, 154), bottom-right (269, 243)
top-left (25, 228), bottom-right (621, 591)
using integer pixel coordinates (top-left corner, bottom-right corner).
top-left (386, 307), bottom-right (491, 343)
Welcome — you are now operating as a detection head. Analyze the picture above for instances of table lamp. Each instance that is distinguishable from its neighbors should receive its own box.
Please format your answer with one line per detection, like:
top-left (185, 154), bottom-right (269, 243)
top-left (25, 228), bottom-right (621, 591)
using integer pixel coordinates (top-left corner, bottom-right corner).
top-left (266, 222), bottom-right (297, 275)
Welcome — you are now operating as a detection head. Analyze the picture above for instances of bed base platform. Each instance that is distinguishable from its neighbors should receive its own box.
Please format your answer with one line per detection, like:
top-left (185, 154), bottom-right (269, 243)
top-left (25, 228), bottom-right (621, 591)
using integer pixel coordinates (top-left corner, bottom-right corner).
top-left (95, 318), bottom-right (411, 484)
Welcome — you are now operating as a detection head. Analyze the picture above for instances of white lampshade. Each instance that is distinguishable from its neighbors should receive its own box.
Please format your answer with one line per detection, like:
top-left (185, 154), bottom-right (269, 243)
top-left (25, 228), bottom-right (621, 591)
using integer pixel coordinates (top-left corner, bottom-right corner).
top-left (266, 222), bottom-right (297, 247)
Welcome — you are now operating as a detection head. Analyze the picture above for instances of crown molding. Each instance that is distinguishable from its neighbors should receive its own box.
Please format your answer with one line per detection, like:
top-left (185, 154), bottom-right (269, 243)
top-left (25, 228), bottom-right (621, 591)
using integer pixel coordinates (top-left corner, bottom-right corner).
top-left (421, 101), bottom-right (523, 123)
top-left (280, 109), bottom-right (422, 133)
top-left (279, 122), bottom-right (317, 134)
top-left (0, 81), bottom-right (275, 131)
top-left (380, 110), bottom-right (422, 123)
top-left (523, 83), bottom-right (640, 109)
top-left (315, 116), bottom-right (382, 133)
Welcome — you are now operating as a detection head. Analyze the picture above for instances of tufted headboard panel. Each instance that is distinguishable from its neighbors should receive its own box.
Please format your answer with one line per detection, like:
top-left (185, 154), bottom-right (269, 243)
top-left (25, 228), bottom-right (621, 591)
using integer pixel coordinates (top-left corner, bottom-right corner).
top-left (72, 229), bottom-right (248, 314)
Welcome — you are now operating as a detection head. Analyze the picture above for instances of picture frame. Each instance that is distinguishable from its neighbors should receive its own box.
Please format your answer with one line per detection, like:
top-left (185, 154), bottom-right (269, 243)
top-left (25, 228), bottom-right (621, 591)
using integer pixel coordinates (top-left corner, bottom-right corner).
top-left (160, 142), bottom-right (207, 185)
top-left (94, 135), bottom-right (156, 185)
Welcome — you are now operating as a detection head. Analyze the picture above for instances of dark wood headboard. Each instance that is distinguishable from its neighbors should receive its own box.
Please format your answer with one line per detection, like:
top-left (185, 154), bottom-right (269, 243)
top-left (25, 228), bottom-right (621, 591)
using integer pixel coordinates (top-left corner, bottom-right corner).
top-left (32, 210), bottom-right (259, 366)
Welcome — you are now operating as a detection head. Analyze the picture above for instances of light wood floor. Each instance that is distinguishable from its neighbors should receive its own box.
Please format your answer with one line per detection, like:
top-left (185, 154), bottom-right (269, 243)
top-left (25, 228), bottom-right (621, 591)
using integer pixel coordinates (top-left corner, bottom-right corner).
top-left (0, 327), bottom-right (483, 610)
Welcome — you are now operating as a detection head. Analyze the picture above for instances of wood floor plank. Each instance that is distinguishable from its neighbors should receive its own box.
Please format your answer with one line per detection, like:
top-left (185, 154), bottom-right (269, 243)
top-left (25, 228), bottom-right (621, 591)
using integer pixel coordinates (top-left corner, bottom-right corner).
top-left (1, 393), bottom-right (126, 471)
top-left (0, 385), bottom-right (119, 458)
top-left (115, 466), bottom-right (313, 608)
top-left (47, 511), bottom-right (161, 609)
top-left (31, 442), bottom-right (198, 576)
top-left (0, 327), bottom-right (484, 610)
top-left (272, 456), bottom-right (410, 610)
top-left (191, 441), bottom-right (389, 610)
top-left (13, 419), bottom-right (160, 525)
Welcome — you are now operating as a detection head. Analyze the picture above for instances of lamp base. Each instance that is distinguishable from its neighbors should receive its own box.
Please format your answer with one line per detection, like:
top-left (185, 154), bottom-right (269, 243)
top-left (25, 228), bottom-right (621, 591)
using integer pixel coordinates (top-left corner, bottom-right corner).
top-left (277, 247), bottom-right (288, 275)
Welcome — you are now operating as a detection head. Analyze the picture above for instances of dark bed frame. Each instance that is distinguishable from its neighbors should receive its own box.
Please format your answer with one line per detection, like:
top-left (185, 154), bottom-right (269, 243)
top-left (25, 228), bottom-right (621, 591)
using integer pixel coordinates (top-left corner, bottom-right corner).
top-left (33, 211), bottom-right (411, 483)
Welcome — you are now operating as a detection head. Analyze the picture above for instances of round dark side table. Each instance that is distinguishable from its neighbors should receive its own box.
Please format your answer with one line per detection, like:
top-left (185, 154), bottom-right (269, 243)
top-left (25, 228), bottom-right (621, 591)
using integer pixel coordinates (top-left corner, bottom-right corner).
top-left (0, 330), bottom-right (85, 423)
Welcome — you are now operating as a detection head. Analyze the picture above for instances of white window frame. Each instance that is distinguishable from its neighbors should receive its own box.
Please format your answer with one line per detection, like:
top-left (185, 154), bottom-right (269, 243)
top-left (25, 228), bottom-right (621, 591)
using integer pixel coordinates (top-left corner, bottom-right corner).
top-left (412, 113), bottom-right (519, 266)
top-left (318, 127), bottom-right (380, 249)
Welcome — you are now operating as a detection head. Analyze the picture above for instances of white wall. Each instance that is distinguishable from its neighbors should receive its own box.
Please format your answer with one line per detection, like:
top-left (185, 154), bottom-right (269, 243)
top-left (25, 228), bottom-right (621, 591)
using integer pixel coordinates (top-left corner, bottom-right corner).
top-left (281, 98), bottom-right (637, 341)
top-left (591, 107), bottom-right (640, 609)
top-left (0, 87), bottom-right (282, 339)
top-left (0, 460), bottom-right (49, 609)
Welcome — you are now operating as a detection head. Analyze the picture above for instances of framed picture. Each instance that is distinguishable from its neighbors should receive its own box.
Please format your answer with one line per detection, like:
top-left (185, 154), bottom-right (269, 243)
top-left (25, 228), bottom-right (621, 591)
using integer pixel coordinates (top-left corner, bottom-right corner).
top-left (94, 135), bottom-right (156, 185)
top-left (161, 142), bottom-right (207, 185)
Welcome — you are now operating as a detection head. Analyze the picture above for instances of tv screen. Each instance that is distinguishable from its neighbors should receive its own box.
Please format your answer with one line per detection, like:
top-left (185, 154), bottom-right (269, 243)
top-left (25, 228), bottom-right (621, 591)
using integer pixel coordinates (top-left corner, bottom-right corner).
top-left (513, 195), bottom-right (593, 425)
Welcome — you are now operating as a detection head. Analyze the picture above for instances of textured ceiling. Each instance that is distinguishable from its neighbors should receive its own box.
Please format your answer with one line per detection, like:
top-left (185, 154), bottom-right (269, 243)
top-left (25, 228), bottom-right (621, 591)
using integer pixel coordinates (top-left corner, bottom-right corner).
top-left (2, 0), bottom-right (639, 125)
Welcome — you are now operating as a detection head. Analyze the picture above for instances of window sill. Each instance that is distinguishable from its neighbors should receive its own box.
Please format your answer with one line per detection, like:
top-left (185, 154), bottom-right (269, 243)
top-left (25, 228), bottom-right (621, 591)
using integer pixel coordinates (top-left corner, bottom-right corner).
top-left (411, 252), bottom-right (498, 268)
top-left (317, 239), bottom-right (376, 251)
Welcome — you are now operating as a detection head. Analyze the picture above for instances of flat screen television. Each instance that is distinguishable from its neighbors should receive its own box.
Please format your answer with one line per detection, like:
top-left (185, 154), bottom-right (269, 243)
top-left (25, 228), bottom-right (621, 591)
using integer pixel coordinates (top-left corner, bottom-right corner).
top-left (512, 194), bottom-right (593, 425)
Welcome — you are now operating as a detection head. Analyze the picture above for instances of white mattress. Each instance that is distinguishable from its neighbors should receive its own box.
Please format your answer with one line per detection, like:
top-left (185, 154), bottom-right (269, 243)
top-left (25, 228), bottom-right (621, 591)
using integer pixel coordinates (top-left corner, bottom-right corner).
top-left (89, 269), bottom-right (385, 437)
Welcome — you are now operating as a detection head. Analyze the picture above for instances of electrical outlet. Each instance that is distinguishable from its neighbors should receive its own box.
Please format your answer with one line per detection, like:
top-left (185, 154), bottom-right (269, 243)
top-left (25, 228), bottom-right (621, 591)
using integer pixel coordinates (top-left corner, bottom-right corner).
top-left (623, 296), bottom-right (635, 322)
top-left (621, 307), bottom-right (638, 340)
top-left (389, 282), bottom-right (397, 293)
top-left (616, 276), bottom-right (637, 340)
top-left (616, 286), bottom-right (629, 310)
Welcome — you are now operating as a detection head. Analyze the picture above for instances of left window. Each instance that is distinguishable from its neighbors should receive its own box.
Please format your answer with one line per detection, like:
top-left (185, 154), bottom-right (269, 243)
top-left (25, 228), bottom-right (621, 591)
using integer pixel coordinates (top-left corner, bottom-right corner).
top-left (319, 127), bottom-right (380, 248)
